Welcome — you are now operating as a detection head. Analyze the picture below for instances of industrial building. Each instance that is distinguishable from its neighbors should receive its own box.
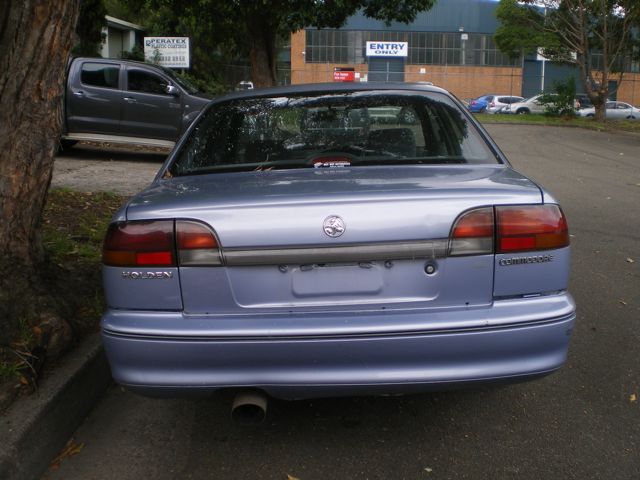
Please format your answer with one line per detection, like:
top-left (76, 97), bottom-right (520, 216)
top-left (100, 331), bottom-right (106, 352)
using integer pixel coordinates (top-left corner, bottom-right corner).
top-left (290, 0), bottom-right (640, 104)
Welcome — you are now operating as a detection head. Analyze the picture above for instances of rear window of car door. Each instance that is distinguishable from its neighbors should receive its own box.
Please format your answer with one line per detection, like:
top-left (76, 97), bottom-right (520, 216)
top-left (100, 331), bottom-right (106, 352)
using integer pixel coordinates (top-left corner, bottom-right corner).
top-left (127, 69), bottom-right (169, 95)
top-left (80, 63), bottom-right (120, 89)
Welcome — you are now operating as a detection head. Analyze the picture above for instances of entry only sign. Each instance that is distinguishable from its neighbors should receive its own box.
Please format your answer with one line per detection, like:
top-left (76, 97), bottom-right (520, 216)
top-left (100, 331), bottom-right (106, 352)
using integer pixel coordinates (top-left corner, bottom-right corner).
top-left (366, 41), bottom-right (408, 57)
top-left (144, 37), bottom-right (190, 68)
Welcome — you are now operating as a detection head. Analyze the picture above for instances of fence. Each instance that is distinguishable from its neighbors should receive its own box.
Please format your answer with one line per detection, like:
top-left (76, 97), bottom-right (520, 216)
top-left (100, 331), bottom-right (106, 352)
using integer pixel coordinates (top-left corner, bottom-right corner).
top-left (218, 64), bottom-right (640, 106)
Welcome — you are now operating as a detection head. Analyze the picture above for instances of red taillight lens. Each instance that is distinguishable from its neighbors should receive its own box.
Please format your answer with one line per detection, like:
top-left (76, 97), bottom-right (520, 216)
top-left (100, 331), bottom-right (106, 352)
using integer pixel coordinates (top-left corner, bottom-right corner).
top-left (103, 220), bottom-right (175, 266)
top-left (449, 205), bottom-right (569, 256)
top-left (449, 207), bottom-right (494, 256)
top-left (496, 205), bottom-right (569, 253)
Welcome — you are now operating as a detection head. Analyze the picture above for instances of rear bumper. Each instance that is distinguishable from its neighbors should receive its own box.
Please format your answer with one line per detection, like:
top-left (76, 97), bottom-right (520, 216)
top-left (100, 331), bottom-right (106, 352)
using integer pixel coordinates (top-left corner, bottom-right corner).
top-left (101, 294), bottom-right (575, 399)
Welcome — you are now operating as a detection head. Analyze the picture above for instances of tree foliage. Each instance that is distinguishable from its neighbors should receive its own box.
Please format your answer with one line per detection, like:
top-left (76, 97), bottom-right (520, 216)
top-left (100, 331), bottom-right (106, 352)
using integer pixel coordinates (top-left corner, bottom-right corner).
top-left (539, 76), bottom-right (577, 116)
top-left (72, 0), bottom-right (108, 56)
top-left (110, 0), bottom-right (436, 88)
top-left (494, 0), bottom-right (640, 121)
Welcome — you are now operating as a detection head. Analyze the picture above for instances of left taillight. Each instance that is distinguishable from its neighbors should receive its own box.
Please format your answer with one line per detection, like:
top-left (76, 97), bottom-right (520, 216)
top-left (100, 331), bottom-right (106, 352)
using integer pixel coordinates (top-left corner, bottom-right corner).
top-left (103, 220), bottom-right (176, 266)
top-left (103, 219), bottom-right (222, 267)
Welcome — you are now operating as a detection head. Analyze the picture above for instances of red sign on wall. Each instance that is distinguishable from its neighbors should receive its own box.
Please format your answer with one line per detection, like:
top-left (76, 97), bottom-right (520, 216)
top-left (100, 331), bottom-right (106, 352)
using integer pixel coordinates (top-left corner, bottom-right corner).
top-left (333, 68), bottom-right (355, 82)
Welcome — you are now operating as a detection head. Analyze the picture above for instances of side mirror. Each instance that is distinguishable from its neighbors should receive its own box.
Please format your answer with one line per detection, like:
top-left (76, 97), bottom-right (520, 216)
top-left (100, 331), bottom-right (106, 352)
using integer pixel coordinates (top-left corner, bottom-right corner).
top-left (166, 85), bottom-right (179, 96)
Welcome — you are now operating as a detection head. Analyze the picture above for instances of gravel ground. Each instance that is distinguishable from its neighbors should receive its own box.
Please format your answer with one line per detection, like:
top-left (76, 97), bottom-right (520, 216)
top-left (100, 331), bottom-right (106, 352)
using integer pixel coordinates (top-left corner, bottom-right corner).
top-left (52, 142), bottom-right (169, 196)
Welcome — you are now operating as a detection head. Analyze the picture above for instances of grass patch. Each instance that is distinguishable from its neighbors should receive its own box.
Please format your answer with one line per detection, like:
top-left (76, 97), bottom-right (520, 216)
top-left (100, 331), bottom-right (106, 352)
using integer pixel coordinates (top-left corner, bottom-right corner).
top-left (2, 189), bottom-right (126, 392)
top-left (474, 113), bottom-right (640, 134)
top-left (43, 189), bottom-right (124, 265)
top-left (42, 188), bottom-right (126, 332)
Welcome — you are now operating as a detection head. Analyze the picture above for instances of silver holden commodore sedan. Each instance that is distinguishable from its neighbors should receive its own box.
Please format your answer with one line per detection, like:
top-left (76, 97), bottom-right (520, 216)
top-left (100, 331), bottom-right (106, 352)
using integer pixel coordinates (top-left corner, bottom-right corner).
top-left (101, 83), bottom-right (575, 403)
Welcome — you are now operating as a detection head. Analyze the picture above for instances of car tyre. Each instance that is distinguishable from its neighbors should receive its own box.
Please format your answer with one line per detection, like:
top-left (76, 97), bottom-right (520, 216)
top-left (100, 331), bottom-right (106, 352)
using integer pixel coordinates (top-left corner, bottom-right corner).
top-left (516, 108), bottom-right (529, 115)
top-left (58, 139), bottom-right (78, 151)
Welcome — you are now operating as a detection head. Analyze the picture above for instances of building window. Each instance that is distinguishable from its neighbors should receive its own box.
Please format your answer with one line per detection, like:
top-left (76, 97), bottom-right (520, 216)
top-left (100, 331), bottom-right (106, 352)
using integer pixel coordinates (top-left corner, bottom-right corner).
top-left (305, 29), bottom-right (519, 67)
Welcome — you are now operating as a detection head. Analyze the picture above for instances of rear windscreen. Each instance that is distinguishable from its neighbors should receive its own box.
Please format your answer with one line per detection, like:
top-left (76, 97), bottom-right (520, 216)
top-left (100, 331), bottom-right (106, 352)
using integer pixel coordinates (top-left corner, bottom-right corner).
top-left (169, 90), bottom-right (499, 176)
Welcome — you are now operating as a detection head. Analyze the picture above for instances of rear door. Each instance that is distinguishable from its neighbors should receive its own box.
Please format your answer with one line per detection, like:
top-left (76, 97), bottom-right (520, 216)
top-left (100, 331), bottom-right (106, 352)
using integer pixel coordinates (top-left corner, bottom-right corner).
top-left (121, 67), bottom-right (182, 140)
top-left (612, 102), bottom-right (632, 119)
top-left (66, 60), bottom-right (123, 134)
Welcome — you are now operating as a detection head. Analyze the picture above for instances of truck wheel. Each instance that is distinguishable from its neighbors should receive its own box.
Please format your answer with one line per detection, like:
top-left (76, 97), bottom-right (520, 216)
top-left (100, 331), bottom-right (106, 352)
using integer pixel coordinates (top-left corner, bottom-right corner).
top-left (58, 139), bottom-right (78, 151)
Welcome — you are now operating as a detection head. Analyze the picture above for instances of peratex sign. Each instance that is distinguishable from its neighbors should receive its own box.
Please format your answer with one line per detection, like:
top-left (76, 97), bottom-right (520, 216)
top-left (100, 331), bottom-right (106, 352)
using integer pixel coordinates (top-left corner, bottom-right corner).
top-left (366, 41), bottom-right (408, 57)
top-left (144, 37), bottom-right (190, 68)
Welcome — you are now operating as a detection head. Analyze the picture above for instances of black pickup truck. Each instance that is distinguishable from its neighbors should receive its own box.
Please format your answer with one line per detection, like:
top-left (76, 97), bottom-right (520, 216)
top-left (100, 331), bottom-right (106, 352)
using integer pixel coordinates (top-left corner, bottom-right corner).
top-left (61, 57), bottom-right (211, 148)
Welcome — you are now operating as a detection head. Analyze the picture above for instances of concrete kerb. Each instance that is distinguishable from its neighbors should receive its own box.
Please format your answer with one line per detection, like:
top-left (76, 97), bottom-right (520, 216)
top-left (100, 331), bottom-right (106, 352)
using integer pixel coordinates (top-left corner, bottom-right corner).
top-left (478, 119), bottom-right (640, 138)
top-left (0, 334), bottom-right (111, 480)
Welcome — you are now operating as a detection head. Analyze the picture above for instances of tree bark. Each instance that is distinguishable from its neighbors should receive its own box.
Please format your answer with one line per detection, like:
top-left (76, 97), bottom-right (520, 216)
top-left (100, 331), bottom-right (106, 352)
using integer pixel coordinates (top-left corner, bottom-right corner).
top-left (0, 1), bottom-right (80, 346)
top-left (246, 14), bottom-right (278, 88)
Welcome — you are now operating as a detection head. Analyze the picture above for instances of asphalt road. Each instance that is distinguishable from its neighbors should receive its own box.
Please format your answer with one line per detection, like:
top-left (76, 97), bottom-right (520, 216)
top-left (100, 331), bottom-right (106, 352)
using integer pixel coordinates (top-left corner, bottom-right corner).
top-left (46, 125), bottom-right (639, 480)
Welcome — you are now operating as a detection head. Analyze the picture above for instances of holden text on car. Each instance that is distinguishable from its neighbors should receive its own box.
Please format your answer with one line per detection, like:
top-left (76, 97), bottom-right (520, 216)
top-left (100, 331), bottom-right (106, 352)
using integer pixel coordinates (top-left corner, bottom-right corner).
top-left (101, 83), bottom-right (575, 404)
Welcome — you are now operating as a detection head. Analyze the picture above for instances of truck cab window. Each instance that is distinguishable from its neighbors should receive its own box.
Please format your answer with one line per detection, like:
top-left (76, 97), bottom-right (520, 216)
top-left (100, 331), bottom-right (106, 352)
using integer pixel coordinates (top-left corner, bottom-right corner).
top-left (81, 63), bottom-right (119, 89)
top-left (128, 70), bottom-right (169, 95)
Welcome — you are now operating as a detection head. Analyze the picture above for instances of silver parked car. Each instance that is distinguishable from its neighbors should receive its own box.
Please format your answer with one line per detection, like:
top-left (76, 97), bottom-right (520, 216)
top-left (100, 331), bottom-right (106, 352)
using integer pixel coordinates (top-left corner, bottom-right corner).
top-left (468, 94), bottom-right (524, 114)
top-left (101, 83), bottom-right (575, 407)
top-left (578, 101), bottom-right (640, 120)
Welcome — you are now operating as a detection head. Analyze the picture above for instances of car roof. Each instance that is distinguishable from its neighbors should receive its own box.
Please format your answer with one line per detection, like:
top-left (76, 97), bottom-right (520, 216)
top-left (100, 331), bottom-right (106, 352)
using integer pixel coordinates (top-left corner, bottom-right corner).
top-left (72, 56), bottom-right (155, 68)
top-left (211, 82), bottom-right (451, 104)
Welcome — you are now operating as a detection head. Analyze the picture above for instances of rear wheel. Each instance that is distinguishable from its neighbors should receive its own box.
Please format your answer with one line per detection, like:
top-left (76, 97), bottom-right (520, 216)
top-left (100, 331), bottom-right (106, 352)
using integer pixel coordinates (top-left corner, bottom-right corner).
top-left (58, 139), bottom-right (77, 151)
top-left (516, 108), bottom-right (529, 115)
top-left (586, 114), bottom-right (594, 118)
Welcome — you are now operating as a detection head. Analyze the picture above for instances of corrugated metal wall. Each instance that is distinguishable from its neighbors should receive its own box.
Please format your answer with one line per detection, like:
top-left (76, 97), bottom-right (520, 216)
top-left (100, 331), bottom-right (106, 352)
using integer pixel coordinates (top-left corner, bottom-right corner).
top-left (342, 0), bottom-right (500, 33)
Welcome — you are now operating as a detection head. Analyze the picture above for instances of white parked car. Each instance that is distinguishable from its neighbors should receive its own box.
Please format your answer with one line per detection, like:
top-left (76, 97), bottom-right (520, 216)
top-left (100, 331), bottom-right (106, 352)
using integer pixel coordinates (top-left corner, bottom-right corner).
top-left (578, 101), bottom-right (640, 120)
top-left (502, 94), bottom-right (579, 115)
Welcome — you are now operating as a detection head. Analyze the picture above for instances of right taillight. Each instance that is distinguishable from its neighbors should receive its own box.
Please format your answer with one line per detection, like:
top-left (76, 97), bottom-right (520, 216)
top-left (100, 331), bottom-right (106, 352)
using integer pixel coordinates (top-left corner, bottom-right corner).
top-left (449, 205), bottom-right (569, 256)
top-left (496, 205), bottom-right (569, 253)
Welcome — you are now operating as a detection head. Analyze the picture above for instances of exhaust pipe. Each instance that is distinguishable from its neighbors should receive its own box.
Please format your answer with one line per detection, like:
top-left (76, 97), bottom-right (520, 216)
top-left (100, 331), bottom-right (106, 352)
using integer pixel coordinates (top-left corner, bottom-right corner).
top-left (231, 390), bottom-right (268, 425)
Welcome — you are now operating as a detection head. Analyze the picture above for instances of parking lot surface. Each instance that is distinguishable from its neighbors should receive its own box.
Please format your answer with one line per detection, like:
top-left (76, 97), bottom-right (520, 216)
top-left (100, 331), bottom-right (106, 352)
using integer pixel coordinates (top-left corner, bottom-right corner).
top-left (52, 143), bottom-right (167, 195)
top-left (47, 125), bottom-right (639, 479)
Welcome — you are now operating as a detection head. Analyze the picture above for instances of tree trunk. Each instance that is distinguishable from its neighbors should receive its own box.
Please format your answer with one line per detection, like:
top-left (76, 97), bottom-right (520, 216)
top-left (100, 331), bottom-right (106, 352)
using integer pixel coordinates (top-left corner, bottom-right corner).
top-left (592, 92), bottom-right (607, 122)
top-left (0, 1), bottom-right (80, 347)
top-left (246, 15), bottom-right (278, 88)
